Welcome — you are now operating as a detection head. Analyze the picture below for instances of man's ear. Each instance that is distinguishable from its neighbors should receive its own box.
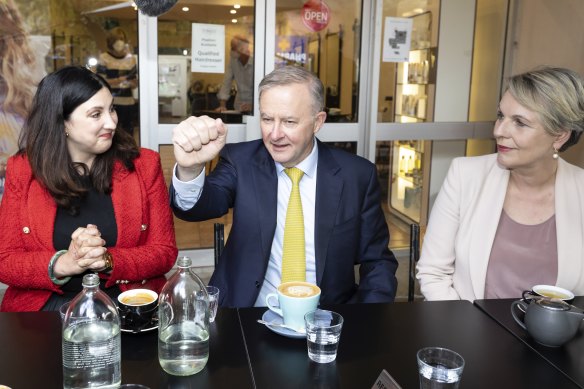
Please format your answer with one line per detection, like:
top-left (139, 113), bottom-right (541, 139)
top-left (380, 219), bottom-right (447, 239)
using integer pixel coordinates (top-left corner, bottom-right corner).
top-left (313, 111), bottom-right (327, 134)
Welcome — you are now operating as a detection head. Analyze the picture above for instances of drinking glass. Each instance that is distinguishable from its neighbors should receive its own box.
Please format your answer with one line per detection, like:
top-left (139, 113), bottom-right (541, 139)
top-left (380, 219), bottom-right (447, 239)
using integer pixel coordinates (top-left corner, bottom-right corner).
top-left (417, 347), bottom-right (464, 388)
top-left (206, 285), bottom-right (220, 322)
top-left (304, 309), bottom-right (343, 363)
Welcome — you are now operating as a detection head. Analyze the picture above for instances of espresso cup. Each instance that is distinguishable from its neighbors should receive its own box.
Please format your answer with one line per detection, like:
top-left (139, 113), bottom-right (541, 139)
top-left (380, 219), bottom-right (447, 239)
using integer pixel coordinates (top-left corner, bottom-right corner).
top-left (117, 289), bottom-right (158, 332)
top-left (524, 285), bottom-right (574, 302)
top-left (266, 281), bottom-right (321, 330)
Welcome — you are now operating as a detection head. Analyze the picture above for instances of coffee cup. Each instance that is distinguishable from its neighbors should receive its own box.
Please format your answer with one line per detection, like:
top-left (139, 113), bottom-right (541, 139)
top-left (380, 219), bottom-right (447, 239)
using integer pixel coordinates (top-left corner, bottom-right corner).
top-left (523, 285), bottom-right (574, 302)
top-left (265, 281), bottom-right (321, 331)
top-left (117, 289), bottom-right (158, 332)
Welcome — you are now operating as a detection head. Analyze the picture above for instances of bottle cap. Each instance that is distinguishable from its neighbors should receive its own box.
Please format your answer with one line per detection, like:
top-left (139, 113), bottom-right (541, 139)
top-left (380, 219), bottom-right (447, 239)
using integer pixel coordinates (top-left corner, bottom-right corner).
top-left (177, 256), bottom-right (192, 268)
top-left (82, 273), bottom-right (100, 287)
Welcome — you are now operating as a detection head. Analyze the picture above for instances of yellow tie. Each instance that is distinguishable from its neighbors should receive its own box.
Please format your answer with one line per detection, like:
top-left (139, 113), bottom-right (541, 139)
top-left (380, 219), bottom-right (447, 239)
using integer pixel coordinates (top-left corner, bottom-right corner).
top-left (281, 168), bottom-right (306, 283)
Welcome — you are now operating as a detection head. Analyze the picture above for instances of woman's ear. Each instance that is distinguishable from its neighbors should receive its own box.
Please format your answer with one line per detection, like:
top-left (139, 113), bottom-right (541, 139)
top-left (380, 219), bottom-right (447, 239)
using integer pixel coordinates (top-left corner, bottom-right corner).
top-left (554, 130), bottom-right (572, 150)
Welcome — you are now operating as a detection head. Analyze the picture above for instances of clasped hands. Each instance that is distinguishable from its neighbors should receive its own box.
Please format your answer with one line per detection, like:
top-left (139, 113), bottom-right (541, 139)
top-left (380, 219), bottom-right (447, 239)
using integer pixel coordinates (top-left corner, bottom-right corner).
top-left (52, 224), bottom-right (110, 278)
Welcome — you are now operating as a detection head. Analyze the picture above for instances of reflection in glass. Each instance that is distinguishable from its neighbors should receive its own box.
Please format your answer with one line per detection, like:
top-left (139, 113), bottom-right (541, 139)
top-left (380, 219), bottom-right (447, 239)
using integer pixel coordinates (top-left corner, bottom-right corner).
top-left (157, 2), bottom-right (255, 124)
top-left (275, 0), bottom-right (361, 123)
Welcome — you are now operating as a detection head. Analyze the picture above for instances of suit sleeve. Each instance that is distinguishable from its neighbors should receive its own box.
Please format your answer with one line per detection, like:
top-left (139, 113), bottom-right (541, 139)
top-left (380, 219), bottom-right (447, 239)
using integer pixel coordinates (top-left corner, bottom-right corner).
top-left (416, 158), bottom-right (462, 300)
top-left (355, 165), bottom-right (399, 303)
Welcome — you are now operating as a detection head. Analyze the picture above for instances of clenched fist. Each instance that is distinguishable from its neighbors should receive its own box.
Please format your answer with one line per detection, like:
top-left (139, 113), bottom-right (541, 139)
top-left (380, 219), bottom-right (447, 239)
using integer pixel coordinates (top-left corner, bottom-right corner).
top-left (172, 115), bottom-right (228, 181)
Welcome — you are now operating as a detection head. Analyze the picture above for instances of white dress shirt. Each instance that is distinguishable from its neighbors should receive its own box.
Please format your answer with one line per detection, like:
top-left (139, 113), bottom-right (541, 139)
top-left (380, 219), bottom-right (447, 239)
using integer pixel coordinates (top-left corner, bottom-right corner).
top-left (172, 141), bottom-right (319, 306)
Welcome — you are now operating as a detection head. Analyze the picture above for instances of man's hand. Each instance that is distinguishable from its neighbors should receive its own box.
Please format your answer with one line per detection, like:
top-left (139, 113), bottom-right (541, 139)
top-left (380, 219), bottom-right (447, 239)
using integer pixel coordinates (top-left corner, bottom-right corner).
top-left (172, 115), bottom-right (228, 181)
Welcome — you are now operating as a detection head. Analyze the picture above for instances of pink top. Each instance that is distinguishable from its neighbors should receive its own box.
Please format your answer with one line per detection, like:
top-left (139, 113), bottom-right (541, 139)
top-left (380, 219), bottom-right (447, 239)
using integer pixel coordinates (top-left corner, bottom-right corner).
top-left (484, 210), bottom-right (558, 299)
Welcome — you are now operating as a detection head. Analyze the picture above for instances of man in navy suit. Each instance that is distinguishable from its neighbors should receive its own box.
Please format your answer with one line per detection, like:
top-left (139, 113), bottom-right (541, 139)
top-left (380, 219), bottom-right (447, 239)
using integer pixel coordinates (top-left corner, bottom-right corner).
top-left (170, 66), bottom-right (398, 307)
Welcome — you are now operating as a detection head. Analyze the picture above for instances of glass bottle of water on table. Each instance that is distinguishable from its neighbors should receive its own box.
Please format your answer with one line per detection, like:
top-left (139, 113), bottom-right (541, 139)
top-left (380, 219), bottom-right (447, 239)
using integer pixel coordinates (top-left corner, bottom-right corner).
top-left (158, 256), bottom-right (210, 376)
top-left (62, 273), bottom-right (121, 388)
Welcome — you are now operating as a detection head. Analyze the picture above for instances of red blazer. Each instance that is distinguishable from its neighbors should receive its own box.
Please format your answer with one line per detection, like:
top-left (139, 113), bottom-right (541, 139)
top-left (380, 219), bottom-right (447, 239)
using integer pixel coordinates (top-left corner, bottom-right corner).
top-left (0, 148), bottom-right (178, 311)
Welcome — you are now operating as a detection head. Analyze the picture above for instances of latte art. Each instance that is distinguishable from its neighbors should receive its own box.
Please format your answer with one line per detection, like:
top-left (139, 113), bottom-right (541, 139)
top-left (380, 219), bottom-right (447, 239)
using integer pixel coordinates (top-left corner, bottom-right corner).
top-left (279, 282), bottom-right (320, 298)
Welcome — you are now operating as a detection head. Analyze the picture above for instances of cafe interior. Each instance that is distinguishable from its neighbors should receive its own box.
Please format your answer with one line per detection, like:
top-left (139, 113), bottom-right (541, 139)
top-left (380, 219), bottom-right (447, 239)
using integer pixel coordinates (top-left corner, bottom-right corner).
top-left (1, 0), bottom-right (584, 387)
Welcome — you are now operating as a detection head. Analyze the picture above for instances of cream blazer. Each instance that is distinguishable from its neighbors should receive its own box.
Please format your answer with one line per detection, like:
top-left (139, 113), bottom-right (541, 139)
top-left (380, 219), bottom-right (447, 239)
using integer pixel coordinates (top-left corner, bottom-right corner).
top-left (416, 154), bottom-right (584, 301)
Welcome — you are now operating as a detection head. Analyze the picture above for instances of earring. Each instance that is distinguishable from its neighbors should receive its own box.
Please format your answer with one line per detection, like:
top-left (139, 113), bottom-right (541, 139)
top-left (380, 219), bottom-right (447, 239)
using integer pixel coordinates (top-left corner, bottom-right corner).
top-left (552, 147), bottom-right (559, 160)
top-left (65, 132), bottom-right (69, 137)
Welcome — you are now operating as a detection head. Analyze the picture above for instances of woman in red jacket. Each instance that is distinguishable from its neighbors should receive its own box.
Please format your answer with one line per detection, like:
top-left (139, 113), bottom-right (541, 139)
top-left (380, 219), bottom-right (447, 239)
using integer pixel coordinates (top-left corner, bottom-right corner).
top-left (0, 66), bottom-right (178, 311)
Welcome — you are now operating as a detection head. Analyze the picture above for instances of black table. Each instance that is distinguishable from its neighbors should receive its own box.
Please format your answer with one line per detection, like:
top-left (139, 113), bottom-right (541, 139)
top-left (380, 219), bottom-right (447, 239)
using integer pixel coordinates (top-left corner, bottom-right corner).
top-left (0, 309), bottom-right (253, 389)
top-left (475, 297), bottom-right (584, 389)
top-left (238, 301), bottom-right (579, 389)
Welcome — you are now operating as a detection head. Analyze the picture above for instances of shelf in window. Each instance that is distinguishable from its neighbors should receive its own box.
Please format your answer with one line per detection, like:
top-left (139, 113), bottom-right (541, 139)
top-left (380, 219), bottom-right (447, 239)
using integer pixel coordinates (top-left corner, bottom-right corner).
top-left (395, 114), bottom-right (427, 121)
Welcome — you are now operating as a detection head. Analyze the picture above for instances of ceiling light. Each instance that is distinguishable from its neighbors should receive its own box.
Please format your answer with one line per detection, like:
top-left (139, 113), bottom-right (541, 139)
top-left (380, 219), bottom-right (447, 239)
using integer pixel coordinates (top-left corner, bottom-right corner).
top-left (182, 6), bottom-right (189, 11)
top-left (230, 10), bottom-right (236, 14)
top-left (183, 49), bottom-right (188, 56)
top-left (234, 4), bottom-right (241, 9)
top-left (231, 18), bottom-right (237, 23)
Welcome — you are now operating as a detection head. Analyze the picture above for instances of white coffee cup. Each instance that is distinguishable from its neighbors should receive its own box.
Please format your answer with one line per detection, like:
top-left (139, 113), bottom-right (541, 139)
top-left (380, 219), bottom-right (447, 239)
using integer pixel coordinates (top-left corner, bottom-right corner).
top-left (265, 281), bottom-right (321, 330)
top-left (531, 285), bottom-right (574, 301)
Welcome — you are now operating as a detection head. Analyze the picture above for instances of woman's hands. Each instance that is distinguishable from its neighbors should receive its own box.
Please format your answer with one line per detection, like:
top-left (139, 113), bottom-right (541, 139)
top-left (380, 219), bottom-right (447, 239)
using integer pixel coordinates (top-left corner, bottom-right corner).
top-left (53, 224), bottom-right (110, 278)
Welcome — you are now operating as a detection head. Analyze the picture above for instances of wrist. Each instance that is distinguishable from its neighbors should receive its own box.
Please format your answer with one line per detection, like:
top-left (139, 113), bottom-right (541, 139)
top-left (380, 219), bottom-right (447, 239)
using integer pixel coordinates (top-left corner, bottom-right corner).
top-left (48, 250), bottom-right (71, 285)
top-left (176, 164), bottom-right (204, 182)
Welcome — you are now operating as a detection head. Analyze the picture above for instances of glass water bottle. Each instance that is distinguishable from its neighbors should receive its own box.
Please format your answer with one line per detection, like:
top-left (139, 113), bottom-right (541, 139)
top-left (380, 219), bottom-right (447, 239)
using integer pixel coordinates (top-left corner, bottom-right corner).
top-left (62, 273), bottom-right (121, 389)
top-left (158, 256), bottom-right (210, 376)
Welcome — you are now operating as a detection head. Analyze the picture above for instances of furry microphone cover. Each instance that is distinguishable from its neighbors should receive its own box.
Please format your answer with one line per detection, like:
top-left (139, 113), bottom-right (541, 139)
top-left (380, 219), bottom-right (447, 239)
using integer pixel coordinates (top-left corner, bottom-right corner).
top-left (134, 0), bottom-right (178, 17)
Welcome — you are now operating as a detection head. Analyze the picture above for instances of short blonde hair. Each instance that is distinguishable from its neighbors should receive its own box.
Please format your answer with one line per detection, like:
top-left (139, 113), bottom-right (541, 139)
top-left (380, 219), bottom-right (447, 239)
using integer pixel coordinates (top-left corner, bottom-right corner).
top-left (507, 67), bottom-right (584, 151)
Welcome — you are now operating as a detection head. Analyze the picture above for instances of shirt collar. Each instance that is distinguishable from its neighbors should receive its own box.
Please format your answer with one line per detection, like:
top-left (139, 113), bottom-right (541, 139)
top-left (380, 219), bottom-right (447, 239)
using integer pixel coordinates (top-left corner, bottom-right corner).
top-left (275, 138), bottom-right (318, 179)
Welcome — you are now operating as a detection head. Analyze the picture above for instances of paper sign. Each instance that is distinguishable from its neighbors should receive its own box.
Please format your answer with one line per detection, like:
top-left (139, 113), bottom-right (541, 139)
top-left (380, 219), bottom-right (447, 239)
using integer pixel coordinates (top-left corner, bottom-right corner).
top-left (372, 369), bottom-right (403, 389)
top-left (382, 17), bottom-right (413, 62)
top-left (191, 23), bottom-right (225, 73)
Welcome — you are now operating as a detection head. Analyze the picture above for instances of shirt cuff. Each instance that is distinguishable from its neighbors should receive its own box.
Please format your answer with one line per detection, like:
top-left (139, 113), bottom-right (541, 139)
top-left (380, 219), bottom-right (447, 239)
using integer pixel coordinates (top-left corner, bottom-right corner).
top-left (172, 163), bottom-right (205, 210)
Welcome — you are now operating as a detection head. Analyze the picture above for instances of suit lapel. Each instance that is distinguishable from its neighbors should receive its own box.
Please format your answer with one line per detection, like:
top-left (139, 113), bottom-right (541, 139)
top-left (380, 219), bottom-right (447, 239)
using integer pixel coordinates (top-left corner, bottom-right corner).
top-left (110, 161), bottom-right (141, 247)
top-left (555, 159), bottom-right (584, 290)
top-left (314, 142), bottom-right (342, 284)
top-left (251, 147), bottom-right (278, 259)
top-left (468, 160), bottom-right (509, 299)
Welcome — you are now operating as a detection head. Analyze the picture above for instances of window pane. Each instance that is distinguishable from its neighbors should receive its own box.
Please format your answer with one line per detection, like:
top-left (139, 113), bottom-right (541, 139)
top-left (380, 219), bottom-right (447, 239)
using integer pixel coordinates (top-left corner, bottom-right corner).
top-left (378, 0), bottom-right (440, 123)
top-left (1, 0), bottom-right (140, 201)
top-left (157, 1), bottom-right (255, 124)
top-left (275, 0), bottom-right (361, 123)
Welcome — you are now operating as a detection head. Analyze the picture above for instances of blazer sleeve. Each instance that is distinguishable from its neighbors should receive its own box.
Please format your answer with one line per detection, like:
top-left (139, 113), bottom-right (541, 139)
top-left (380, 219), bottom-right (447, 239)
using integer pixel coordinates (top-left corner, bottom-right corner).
top-left (0, 157), bottom-right (62, 292)
top-left (355, 164), bottom-right (399, 303)
top-left (105, 151), bottom-right (178, 287)
top-left (416, 158), bottom-right (463, 300)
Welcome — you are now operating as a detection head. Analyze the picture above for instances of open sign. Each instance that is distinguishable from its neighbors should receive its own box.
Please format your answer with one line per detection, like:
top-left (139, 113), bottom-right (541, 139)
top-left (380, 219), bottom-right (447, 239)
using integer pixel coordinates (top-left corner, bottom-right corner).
top-left (302, 0), bottom-right (330, 32)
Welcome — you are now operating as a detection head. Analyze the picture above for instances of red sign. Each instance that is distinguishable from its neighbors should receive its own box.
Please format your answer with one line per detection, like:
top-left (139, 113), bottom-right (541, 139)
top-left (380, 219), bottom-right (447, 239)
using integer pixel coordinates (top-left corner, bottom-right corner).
top-left (302, 0), bottom-right (330, 32)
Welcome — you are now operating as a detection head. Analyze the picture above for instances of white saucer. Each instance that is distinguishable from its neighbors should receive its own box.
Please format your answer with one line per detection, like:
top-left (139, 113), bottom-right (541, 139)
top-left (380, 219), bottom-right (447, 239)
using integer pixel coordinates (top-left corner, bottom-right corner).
top-left (261, 310), bottom-right (306, 339)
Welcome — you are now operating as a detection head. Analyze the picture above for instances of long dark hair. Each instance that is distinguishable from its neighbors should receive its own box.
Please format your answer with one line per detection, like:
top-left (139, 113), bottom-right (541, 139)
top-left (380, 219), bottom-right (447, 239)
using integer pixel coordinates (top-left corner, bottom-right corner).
top-left (18, 66), bottom-right (139, 213)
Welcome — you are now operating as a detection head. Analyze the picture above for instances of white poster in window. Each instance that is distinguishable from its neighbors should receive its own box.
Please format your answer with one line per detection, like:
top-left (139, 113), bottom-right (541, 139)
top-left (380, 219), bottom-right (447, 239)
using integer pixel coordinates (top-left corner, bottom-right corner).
top-left (191, 23), bottom-right (225, 73)
top-left (382, 17), bottom-right (413, 62)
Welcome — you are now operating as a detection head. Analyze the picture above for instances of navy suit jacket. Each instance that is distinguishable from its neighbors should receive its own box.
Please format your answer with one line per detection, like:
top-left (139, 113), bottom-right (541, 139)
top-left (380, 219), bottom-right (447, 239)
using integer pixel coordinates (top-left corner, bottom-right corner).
top-left (171, 139), bottom-right (398, 307)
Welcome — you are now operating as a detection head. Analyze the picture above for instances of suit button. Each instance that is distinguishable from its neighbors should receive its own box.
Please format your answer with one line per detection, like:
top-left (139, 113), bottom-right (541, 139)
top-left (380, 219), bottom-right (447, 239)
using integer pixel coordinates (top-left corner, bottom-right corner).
top-left (141, 224), bottom-right (147, 231)
top-left (22, 227), bottom-right (30, 234)
top-left (255, 281), bottom-right (260, 288)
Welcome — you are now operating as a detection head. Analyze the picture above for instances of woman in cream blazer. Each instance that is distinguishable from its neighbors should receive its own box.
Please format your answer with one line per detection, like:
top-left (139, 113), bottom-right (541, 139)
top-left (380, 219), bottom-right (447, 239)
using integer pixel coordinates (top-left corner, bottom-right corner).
top-left (417, 67), bottom-right (584, 301)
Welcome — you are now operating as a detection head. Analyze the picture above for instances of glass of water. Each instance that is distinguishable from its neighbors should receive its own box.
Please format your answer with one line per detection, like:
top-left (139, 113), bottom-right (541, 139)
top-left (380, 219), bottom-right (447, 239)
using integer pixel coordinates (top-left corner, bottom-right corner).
top-left (417, 347), bottom-right (465, 388)
top-left (206, 285), bottom-right (220, 322)
top-left (304, 309), bottom-right (344, 363)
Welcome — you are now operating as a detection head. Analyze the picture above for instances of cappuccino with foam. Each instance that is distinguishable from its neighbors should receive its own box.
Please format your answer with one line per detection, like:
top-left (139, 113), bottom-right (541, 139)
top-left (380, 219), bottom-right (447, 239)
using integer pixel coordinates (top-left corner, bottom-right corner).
top-left (278, 282), bottom-right (320, 298)
top-left (266, 281), bottom-right (321, 330)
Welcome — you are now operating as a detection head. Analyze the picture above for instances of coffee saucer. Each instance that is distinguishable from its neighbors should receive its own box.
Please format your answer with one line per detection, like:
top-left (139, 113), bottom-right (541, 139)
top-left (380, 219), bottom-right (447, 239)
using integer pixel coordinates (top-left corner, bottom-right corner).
top-left (120, 317), bottom-right (158, 334)
top-left (261, 310), bottom-right (306, 339)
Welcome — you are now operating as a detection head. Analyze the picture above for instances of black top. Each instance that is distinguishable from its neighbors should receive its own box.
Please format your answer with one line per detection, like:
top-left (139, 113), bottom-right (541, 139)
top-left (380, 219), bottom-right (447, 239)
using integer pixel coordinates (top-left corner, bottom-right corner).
top-left (46, 175), bottom-right (119, 306)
